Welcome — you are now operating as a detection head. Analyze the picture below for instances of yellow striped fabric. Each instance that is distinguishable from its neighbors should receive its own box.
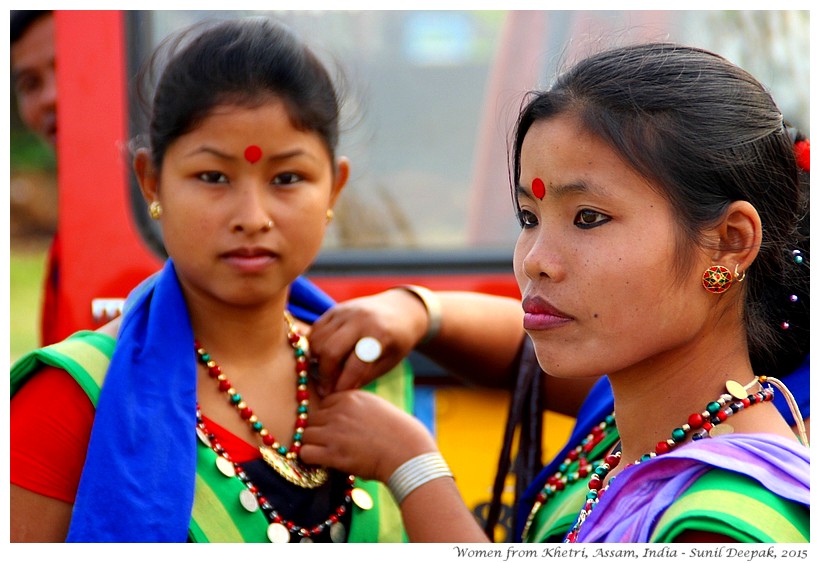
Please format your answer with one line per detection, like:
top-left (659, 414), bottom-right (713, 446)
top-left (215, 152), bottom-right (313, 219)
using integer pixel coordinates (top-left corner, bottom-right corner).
top-left (650, 469), bottom-right (809, 542)
top-left (11, 330), bottom-right (115, 406)
top-left (189, 444), bottom-right (269, 542)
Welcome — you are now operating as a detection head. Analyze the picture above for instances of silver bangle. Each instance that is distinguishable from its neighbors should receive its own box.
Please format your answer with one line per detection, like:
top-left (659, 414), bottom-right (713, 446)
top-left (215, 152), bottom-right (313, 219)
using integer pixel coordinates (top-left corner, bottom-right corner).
top-left (397, 285), bottom-right (442, 344)
top-left (387, 452), bottom-right (453, 505)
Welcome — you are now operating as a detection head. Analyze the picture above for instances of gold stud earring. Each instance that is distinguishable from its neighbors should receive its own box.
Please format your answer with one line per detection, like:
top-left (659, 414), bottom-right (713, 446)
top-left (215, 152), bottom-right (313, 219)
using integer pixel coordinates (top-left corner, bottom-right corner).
top-left (326, 209), bottom-right (334, 224)
top-left (149, 201), bottom-right (162, 220)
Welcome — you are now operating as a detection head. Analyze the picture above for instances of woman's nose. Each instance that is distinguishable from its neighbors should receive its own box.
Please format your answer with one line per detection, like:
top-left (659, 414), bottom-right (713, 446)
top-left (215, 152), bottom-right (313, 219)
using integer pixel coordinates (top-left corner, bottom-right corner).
top-left (230, 184), bottom-right (274, 234)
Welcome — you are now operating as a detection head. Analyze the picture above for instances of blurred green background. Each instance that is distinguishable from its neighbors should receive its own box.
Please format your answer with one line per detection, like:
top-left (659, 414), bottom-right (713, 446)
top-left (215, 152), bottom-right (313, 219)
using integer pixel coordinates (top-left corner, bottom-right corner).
top-left (9, 249), bottom-right (48, 362)
top-left (10, 87), bottom-right (57, 363)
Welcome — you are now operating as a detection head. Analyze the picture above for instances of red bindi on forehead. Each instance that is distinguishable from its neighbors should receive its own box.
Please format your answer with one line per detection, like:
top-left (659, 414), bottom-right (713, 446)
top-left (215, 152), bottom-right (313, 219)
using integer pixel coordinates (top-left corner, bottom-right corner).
top-left (532, 177), bottom-right (546, 200)
top-left (244, 145), bottom-right (262, 164)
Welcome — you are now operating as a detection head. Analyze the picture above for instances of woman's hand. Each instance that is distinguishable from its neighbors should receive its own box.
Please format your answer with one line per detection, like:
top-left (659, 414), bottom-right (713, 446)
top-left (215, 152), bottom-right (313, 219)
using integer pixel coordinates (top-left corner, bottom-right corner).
top-left (300, 389), bottom-right (437, 483)
top-left (308, 289), bottom-right (429, 396)
top-left (301, 389), bottom-right (491, 542)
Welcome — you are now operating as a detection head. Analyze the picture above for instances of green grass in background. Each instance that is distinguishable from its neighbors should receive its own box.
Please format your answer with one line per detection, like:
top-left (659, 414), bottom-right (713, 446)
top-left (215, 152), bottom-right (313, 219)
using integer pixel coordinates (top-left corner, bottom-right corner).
top-left (10, 247), bottom-right (47, 363)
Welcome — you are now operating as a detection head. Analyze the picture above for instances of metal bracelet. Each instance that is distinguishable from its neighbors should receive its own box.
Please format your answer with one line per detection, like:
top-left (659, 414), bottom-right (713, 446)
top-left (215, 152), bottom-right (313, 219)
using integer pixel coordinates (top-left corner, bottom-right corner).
top-left (397, 285), bottom-right (443, 344)
top-left (387, 452), bottom-right (453, 505)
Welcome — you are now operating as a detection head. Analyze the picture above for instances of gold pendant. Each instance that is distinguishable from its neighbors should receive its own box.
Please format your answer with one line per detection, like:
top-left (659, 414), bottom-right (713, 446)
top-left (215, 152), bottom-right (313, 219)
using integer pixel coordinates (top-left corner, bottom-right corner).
top-left (709, 423), bottom-right (734, 437)
top-left (726, 377), bottom-right (758, 400)
top-left (725, 379), bottom-right (748, 400)
top-left (260, 446), bottom-right (329, 489)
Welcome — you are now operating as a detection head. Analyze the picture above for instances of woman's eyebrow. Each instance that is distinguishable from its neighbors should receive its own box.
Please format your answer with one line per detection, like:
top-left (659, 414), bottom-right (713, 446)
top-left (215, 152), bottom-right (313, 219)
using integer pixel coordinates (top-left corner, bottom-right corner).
top-left (183, 146), bottom-right (312, 162)
top-left (516, 179), bottom-right (612, 201)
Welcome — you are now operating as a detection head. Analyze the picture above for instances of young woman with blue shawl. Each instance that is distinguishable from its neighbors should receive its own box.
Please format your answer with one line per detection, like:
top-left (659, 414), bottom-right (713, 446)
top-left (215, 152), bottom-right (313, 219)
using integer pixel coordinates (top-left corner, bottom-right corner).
top-left (300, 43), bottom-right (810, 543)
top-left (10, 18), bottom-right (412, 543)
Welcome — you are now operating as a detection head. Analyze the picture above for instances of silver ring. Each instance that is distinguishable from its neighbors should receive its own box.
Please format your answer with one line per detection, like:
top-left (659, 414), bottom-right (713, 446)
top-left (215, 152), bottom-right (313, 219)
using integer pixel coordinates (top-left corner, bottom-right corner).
top-left (354, 336), bottom-right (382, 363)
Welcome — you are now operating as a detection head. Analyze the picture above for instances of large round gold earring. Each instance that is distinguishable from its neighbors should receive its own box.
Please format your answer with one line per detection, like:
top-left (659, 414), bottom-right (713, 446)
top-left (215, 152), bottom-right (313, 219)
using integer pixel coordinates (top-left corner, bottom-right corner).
top-left (149, 201), bottom-right (162, 220)
top-left (702, 265), bottom-right (733, 294)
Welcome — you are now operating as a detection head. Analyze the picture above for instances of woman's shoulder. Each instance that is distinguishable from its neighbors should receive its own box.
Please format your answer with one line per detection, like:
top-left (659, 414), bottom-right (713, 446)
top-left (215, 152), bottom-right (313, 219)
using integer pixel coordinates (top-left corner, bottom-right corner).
top-left (11, 325), bottom-right (118, 404)
top-left (652, 468), bottom-right (810, 543)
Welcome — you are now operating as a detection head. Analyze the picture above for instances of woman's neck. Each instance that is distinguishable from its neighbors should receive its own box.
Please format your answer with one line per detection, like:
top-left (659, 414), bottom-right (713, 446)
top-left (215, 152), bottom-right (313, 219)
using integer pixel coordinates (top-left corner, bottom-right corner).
top-left (186, 292), bottom-right (291, 366)
top-left (607, 333), bottom-right (757, 467)
top-left (188, 291), bottom-right (309, 447)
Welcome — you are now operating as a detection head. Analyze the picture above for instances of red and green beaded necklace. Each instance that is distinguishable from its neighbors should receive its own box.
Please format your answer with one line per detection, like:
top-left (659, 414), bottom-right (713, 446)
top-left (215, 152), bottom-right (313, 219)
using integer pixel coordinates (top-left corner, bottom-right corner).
top-left (521, 378), bottom-right (775, 543)
top-left (564, 381), bottom-right (774, 543)
top-left (194, 312), bottom-right (327, 488)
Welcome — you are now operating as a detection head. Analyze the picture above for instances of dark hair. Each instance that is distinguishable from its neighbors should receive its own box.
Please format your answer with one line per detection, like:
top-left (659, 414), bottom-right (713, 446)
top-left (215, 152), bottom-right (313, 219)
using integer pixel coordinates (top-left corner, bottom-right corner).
top-left (511, 42), bottom-right (809, 377)
top-left (10, 10), bottom-right (52, 45)
top-left (137, 17), bottom-right (342, 170)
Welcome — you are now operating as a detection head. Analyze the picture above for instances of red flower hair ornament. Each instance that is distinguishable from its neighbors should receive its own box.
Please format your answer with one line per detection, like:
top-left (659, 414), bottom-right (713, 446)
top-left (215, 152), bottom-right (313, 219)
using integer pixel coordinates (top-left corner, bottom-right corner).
top-left (794, 139), bottom-right (810, 172)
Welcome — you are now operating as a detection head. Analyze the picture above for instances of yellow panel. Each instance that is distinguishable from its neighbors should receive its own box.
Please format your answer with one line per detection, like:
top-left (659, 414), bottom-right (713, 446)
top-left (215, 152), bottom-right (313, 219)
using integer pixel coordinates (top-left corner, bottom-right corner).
top-left (434, 386), bottom-right (575, 541)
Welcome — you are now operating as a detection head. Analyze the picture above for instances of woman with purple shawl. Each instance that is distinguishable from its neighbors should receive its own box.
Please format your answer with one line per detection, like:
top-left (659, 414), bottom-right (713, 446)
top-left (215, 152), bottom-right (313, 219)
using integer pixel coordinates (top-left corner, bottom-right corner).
top-left (298, 43), bottom-right (810, 543)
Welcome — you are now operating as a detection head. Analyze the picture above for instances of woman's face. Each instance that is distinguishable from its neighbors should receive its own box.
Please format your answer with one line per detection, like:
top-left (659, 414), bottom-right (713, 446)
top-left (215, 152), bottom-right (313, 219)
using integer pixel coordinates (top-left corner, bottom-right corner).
top-left (513, 113), bottom-right (713, 379)
top-left (140, 100), bottom-right (346, 309)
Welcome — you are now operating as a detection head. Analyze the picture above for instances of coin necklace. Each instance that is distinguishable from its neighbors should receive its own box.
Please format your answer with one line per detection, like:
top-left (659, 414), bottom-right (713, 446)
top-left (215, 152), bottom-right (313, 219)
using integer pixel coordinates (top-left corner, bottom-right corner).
top-left (195, 406), bottom-right (360, 542)
top-left (194, 311), bottom-right (328, 489)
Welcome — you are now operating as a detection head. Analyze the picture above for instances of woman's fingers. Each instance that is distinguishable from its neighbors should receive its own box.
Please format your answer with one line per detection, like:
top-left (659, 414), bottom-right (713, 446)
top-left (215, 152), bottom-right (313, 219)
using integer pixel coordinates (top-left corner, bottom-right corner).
top-left (309, 292), bottom-right (425, 395)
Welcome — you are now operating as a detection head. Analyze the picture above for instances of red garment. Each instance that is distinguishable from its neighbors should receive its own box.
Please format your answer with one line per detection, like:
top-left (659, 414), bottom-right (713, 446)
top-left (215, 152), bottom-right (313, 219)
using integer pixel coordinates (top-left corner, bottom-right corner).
top-left (11, 367), bottom-right (259, 502)
top-left (10, 366), bottom-right (94, 502)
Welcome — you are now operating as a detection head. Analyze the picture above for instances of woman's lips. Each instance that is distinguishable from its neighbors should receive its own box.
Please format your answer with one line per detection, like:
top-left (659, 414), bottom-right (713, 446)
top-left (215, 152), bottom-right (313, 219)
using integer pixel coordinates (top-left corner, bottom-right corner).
top-left (522, 295), bottom-right (573, 330)
top-left (221, 248), bottom-right (277, 273)
top-left (523, 312), bottom-right (572, 330)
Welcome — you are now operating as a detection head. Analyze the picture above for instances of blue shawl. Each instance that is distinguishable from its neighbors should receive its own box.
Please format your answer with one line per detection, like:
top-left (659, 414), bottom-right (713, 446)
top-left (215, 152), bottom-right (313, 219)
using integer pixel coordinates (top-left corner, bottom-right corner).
top-left (516, 377), bottom-right (615, 538)
top-left (66, 260), bottom-right (334, 542)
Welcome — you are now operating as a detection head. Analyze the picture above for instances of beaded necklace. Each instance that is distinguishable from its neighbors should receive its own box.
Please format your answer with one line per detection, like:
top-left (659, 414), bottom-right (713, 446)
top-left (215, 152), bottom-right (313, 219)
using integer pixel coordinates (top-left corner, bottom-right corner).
top-left (193, 312), bottom-right (375, 542)
top-left (520, 378), bottom-right (775, 543)
top-left (194, 312), bottom-right (328, 488)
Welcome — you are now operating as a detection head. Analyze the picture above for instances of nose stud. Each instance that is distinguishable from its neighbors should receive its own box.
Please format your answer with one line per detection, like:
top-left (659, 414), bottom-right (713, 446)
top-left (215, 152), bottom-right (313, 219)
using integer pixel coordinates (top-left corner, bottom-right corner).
top-left (231, 218), bottom-right (274, 233)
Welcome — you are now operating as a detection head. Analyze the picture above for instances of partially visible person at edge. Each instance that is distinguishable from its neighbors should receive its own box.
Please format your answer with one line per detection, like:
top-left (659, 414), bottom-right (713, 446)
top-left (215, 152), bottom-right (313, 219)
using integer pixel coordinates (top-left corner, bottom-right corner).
top-left (10, 17), bottom-right (416, 543)
top-left (300, 43), bottom-right (810, 543)
top-left (11, 10), bottom-right (62, 346)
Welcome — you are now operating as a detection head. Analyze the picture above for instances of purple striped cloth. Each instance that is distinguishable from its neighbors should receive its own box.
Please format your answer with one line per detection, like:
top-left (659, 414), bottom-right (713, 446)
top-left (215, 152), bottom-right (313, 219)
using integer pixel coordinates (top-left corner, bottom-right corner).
top-left (577, 433), bottom-right (810, 542)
